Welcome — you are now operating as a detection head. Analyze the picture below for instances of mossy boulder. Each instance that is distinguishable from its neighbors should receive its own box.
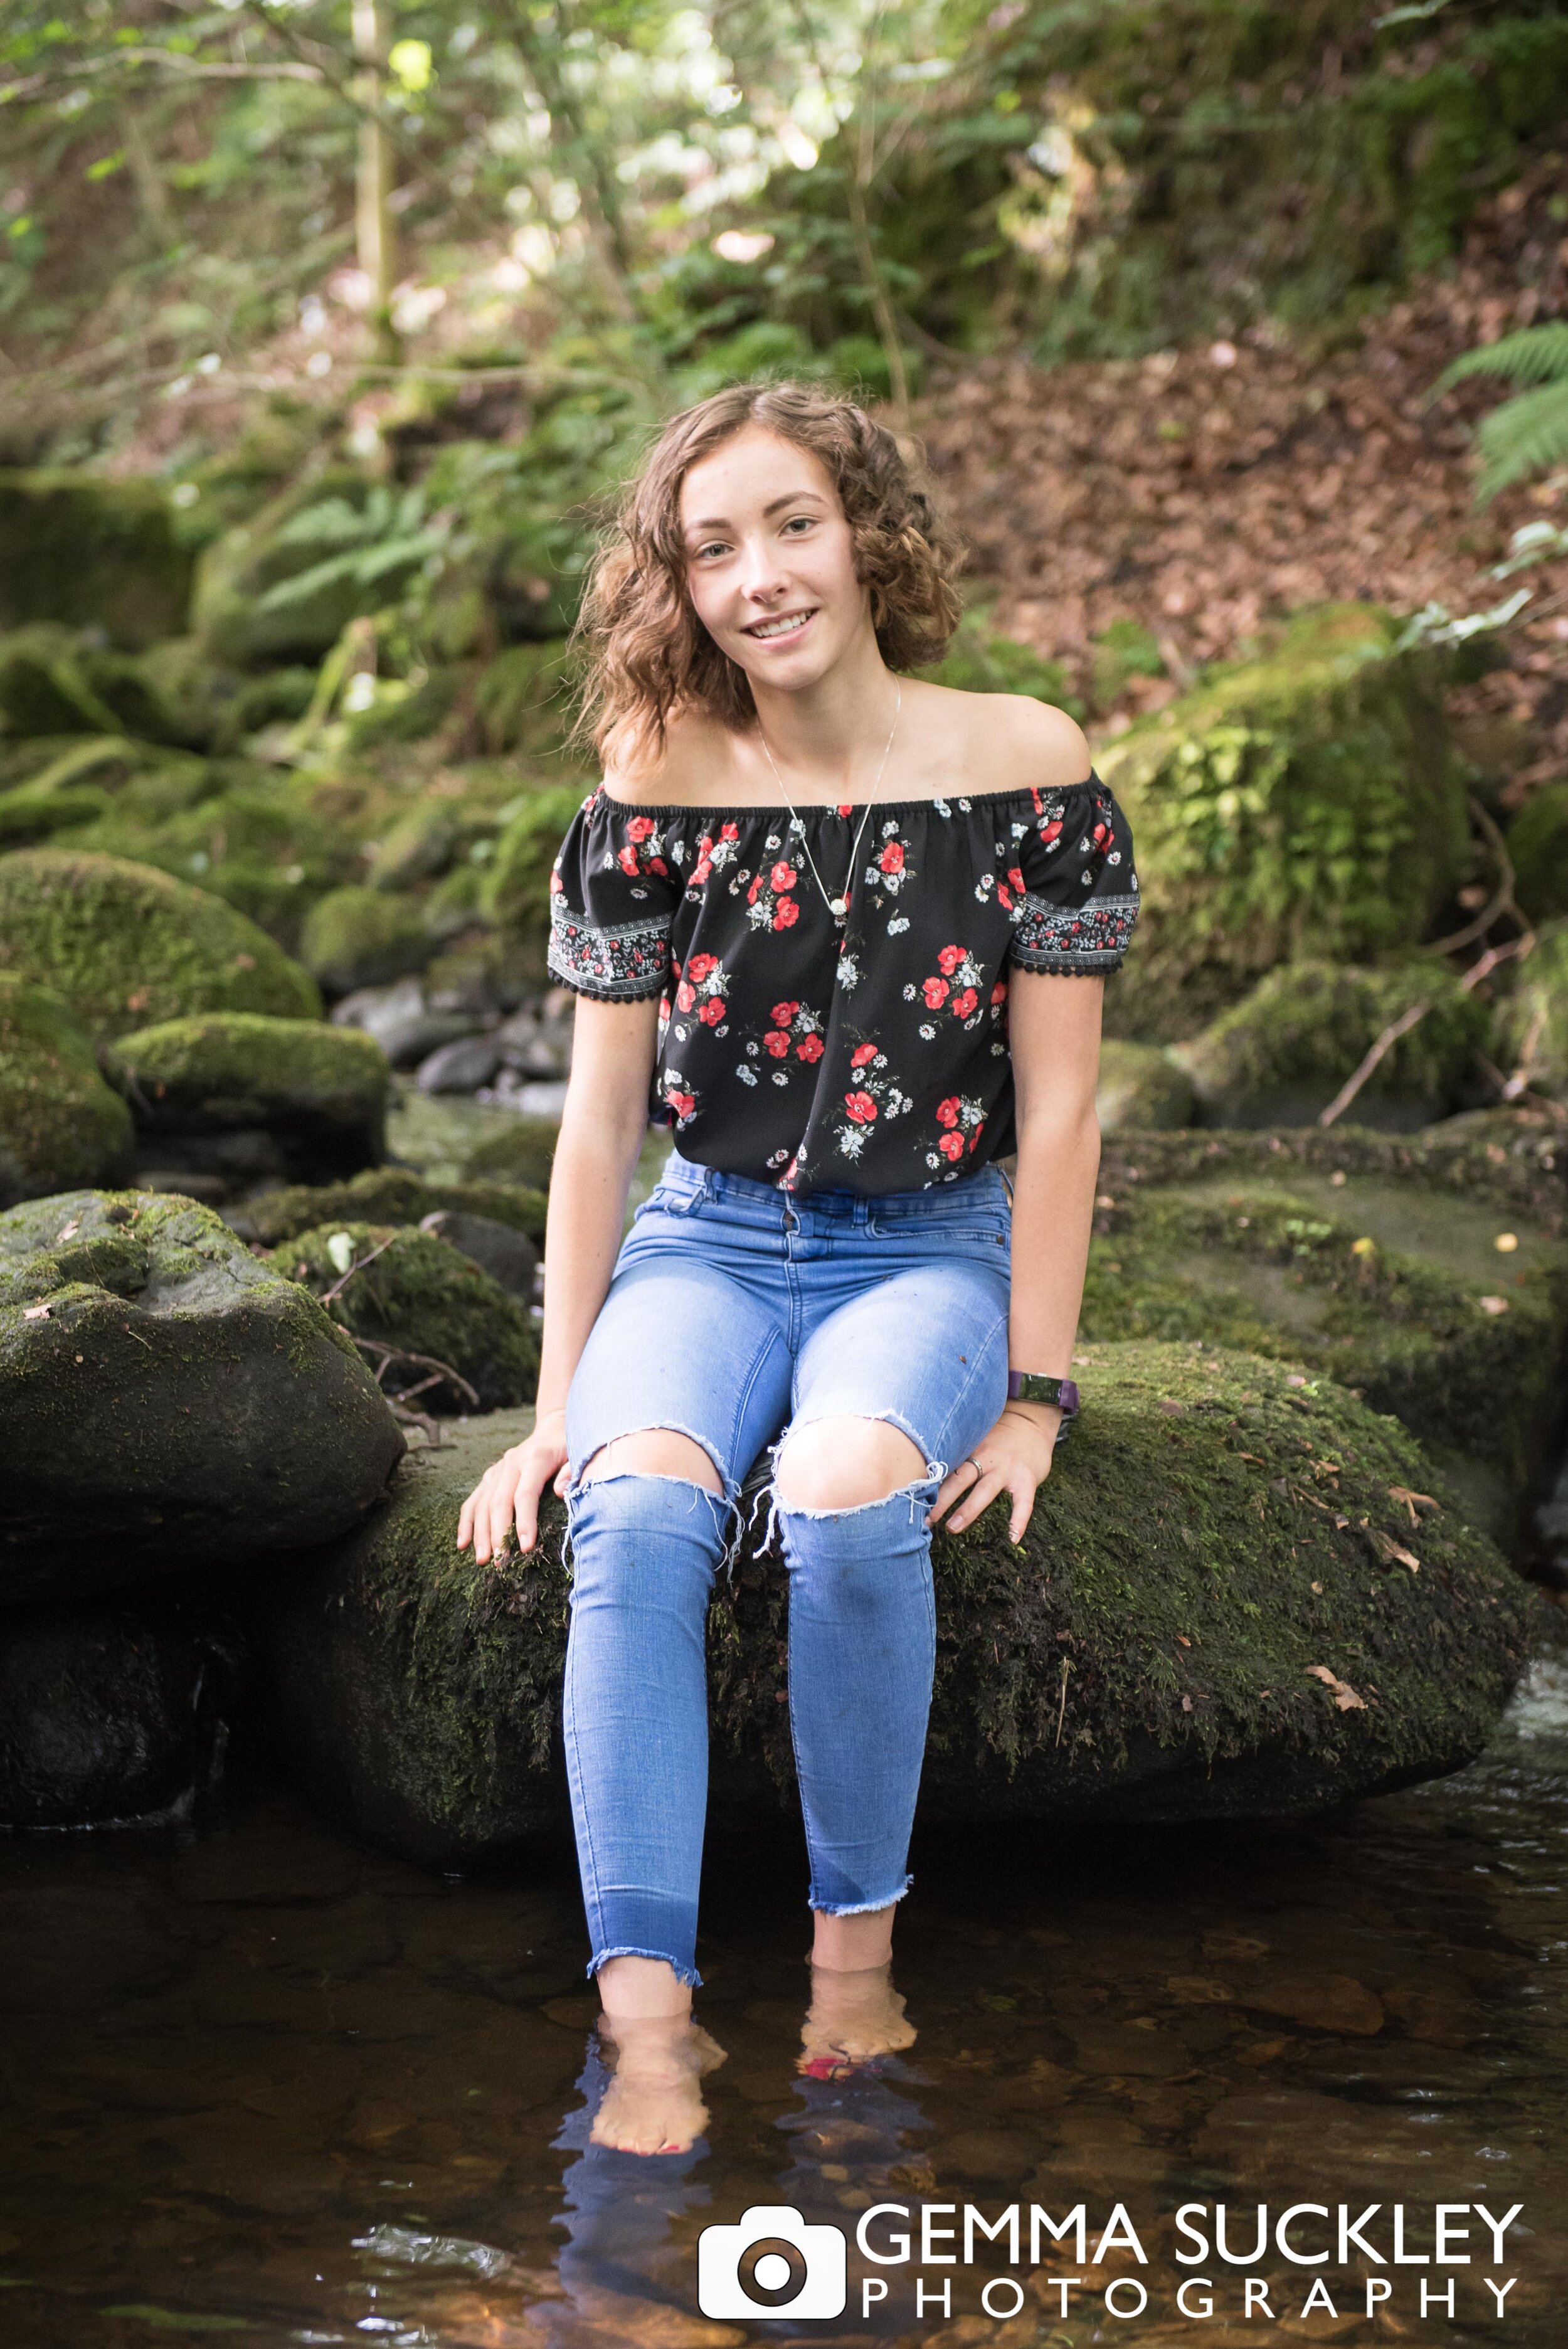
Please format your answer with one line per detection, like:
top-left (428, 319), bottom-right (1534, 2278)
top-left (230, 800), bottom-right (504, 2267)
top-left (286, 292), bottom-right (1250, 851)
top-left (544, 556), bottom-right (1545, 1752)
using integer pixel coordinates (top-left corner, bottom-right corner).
top-left (0, 471), bottom-right (195, 649)
top-left (1172, 959), bottom-right (1492, 1130)
top-left (1508, 784), bottom-right (1568, 925)
top-left (1095, 1040), bottom-right (1195, 1133)
top-left (0, 1190), bottom-right (405, 1603)
top-left (1095, 605), bottom-right (1470, 1038)
top-left (231, 1165), bottom-right (548, 1249)
top-left (106, 1013), bottom-right (388, 1177)
top-left (0, 623), bottom-right (188, 744)
top-left (1499, 922), bottom-right (1568, 1097)
top-left (0, 976), bottom-right (134, 1206)
top-left (1083, 1143), bottom-right (1568, 1533)
top-left (273, 1221), bottom-right (539, 1413)
top-left (300, 886), bottom-right (433, 997)
top-left (0, 849), bottom-right (320, 1041)
top-left (261, 1350), bottom-right (1545, 1869)
top-left (459, 1115), bottom-right (559, 1192)
top-left (0, 1598), bottom-right (240, 1830)
top-left (366, 804), bottom-right (461, 891)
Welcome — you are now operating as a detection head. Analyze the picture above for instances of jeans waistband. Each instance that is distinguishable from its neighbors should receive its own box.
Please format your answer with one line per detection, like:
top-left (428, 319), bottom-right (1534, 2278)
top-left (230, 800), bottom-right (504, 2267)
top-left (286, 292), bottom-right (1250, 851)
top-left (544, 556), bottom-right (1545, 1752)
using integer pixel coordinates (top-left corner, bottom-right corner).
top-left (660, 1147), bottom-right (1008, 1221)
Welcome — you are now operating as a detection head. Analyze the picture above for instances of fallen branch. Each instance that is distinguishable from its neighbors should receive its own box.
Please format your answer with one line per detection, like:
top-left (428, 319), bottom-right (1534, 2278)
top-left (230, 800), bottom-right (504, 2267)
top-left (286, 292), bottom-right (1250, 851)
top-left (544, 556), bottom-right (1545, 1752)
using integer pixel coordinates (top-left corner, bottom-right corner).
top-left (351, 1335), bottom-right (480, 1412)
top-left (318, 1231), bottom-right (398, 1307)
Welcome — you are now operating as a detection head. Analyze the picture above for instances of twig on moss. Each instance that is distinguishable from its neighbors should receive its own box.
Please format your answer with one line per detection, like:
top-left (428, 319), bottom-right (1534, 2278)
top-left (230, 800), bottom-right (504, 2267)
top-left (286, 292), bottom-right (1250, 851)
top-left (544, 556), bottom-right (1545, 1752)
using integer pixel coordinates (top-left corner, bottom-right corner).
top-left (351, 1334), bottom-right (480, 1411)
top-left (1423, 797), bottom-right (1519, 957)
top-left (319, 1231), bottom-right (398, 1307)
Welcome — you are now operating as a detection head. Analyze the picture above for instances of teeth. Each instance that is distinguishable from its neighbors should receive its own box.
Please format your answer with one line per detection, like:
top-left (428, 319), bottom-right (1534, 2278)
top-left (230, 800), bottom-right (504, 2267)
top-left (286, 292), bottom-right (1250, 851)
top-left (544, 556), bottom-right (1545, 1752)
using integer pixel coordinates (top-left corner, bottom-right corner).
top-left (751, 612), bottom-right (811, 639)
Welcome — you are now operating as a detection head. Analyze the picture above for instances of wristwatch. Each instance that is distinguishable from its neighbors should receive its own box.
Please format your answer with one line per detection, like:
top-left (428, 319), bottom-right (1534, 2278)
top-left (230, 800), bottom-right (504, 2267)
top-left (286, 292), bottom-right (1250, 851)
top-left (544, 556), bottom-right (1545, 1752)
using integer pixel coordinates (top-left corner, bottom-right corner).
top-left (1006, 1371), bottom-right (1081, 1418)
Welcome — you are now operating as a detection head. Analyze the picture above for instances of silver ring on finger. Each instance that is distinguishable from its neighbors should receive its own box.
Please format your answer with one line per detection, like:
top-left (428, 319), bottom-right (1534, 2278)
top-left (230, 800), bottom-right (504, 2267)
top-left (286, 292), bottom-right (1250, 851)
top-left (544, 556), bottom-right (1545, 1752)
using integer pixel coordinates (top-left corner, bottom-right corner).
top-left (965, 1455), bottom-right (985, 1481)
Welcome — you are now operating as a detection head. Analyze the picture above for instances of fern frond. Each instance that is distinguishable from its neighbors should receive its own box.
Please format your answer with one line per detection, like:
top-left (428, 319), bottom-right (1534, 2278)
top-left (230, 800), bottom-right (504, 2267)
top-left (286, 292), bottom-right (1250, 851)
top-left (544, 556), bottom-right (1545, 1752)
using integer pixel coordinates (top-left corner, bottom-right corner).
top-left (1436, 324), bottom-right (1568, 396)
top-left (1474, 379), bottom-right (1568, 502)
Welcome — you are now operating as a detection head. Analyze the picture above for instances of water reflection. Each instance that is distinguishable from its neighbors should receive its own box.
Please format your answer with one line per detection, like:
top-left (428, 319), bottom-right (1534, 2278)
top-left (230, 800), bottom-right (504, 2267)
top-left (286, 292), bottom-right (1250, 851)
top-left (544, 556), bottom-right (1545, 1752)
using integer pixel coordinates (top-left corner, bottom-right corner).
top-left (0, 1634), bottom-right (1565, 2345)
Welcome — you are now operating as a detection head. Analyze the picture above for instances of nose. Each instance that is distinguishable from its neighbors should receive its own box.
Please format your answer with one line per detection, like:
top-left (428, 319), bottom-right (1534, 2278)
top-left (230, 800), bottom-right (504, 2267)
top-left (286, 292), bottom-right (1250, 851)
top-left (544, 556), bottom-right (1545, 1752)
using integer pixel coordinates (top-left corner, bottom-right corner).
top-left (738, 534), bottom-right (788, 602)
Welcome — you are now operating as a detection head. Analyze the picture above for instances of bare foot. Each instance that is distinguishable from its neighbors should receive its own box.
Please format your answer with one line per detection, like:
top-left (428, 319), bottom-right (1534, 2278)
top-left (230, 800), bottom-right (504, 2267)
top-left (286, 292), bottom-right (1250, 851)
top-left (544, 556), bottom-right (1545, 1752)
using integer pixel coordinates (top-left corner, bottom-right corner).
top-left (798, 1959), bottom-right (917, 2079)
top-left (591, 2013), bottom-right (728, 2155)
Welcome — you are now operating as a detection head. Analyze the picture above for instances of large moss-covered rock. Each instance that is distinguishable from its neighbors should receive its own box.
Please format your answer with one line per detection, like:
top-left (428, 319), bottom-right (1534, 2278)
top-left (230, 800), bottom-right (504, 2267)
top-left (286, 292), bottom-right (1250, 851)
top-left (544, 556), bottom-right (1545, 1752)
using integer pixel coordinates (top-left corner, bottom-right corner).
top-left (0, 1598), bottom-right (240, 1830)
top-left (300, 885), bottom-right (432, 996)
top-left (1095, 1040), bottom-right (1194, 1133)
top-left (460, 1115), bottom-right (559, 1192)
top-left (1084, 1135), bottom-right (1568, 1534)
top-left (1173, 959), bottom-right (1491, 1129)
top-left (0, 623), bottom-right (189, 744)
top-left (0, 1190), bottom-right (404, 1603)
top-left (0, 975), bottom-right (134, 1206)
top-left (262, 1350), bottom-right (1545, 1869)
top-left (106, 1013), bottom-right (388, 1177)
top-left (273, 1221), bottom-right (539, 1412)
top-left (231, 1165), bottom-right (548, 1248)
top-left (0, 849), bottom-right (320, 1040)
top-left (1095, 605), bottom-right (1470, 1038)
top-left (0, 472), bottom-right (194, 649)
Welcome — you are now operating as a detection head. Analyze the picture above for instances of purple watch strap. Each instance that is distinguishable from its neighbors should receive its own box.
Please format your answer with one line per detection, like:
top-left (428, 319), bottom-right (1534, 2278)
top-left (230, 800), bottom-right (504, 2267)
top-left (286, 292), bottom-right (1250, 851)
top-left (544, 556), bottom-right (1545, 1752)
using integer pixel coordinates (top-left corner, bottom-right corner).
top-left (1007, 1372), bottom-right (1081, 1416)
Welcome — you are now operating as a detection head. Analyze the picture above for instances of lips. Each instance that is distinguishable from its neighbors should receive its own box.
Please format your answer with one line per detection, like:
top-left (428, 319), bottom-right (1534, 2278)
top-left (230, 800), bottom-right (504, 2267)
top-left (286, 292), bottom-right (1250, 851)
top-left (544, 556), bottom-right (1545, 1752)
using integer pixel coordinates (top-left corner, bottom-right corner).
top-left (744, 608), bottom-right (817, 640)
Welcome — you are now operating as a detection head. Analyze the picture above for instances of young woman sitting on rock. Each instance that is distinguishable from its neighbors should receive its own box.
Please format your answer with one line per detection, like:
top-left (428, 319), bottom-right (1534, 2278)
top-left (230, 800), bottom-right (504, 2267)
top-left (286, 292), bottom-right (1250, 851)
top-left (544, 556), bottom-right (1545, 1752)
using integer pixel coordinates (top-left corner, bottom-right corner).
top-left (456, 380), bottom-right (1139, 2156)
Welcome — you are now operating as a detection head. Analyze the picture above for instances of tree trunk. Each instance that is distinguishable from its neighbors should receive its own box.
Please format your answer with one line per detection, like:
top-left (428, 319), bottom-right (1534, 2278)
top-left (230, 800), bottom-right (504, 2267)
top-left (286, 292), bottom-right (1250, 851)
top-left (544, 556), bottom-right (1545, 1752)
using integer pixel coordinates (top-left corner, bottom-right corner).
top-left (351, 0), bottom-right (400, 366)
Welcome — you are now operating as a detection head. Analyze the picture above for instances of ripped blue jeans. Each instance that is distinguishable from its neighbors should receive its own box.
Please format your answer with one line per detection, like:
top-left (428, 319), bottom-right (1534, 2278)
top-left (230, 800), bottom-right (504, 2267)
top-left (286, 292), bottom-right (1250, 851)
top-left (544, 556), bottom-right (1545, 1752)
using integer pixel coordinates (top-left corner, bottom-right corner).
top-left (561, 1148), bottom-right (1012, 1989)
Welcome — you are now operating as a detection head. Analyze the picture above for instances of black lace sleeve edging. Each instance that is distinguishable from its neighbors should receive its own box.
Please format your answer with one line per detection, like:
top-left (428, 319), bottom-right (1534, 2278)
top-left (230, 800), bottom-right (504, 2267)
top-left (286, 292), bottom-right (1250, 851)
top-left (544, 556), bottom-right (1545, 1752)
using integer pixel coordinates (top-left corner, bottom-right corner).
top-left (1005, 782), bottom-right (1138, 977)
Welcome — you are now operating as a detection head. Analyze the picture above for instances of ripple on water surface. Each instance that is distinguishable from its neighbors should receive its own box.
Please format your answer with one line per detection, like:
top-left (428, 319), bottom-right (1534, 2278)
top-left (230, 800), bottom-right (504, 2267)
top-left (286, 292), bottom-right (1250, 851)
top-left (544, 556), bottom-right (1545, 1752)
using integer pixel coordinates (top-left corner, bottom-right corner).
top-left (1, 1635), bottom-right (1567, 2347)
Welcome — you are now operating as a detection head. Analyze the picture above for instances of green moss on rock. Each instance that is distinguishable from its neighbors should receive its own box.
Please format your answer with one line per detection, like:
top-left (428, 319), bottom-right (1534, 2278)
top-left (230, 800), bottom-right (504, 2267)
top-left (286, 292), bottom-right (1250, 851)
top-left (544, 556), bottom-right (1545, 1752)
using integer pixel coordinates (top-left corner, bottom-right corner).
top-left (0, 472), bottom-right (194, 650)
top-left (481, 784), bottom-right (590, 977)
top-left (261, 1350), bottom-right (1545, 1868)
top-left (0, 849), bottom-right (320, 1041)
top-left (234, 1166), bottom-right (548, 1249)
top-left (459, 1116), bottom-right (558, 1192)
top-left (1095, 605), bottom-right (1470, 1038)
top-left (300, 885), bottom-right (432, 996)
top-left (274, 1220), bottom-right (538, 1411)
top-left (1096, 1039), bottom-right (1195, 1132)
top-left (1173, 958), bottom-right (1492, 1128)
top-left (0, 1188), bottom-right (403, 1601)
top-left (106, 1013), bottom-right (388, 1171)
top-left (0, 975), bottom-right (134, 1206)
top-left (1079, 1170), bottom-right (1568, 1522)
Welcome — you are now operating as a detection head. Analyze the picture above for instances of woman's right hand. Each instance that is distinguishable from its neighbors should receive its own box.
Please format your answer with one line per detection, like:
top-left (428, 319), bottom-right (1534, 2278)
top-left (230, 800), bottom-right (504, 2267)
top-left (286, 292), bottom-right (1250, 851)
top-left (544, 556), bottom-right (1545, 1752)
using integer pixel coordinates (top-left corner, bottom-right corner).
top-left (457, 1408), bottom-right (571, 1562)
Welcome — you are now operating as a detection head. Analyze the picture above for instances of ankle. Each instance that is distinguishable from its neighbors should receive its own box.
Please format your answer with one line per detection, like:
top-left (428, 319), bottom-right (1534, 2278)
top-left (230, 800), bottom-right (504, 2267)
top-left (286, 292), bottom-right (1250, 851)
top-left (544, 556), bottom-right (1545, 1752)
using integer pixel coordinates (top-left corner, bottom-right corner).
top-left (595, 1952), bottom-right (693, 2022)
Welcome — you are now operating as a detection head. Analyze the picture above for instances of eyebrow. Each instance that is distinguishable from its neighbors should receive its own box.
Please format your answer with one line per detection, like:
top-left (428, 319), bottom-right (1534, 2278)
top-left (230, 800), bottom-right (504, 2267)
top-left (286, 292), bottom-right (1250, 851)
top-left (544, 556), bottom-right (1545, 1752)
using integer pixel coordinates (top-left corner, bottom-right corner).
top-left (683, 487), bottom-right (829, 533)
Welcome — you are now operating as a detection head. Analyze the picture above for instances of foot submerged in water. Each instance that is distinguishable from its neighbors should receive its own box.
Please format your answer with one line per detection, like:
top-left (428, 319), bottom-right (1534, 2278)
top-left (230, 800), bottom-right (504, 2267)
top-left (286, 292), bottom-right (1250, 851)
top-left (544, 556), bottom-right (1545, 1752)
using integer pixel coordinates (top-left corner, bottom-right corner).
top-left (591, 2013), bottom-right (728, 2155)
top-left (798, 1958), bottom-right (917, 2079)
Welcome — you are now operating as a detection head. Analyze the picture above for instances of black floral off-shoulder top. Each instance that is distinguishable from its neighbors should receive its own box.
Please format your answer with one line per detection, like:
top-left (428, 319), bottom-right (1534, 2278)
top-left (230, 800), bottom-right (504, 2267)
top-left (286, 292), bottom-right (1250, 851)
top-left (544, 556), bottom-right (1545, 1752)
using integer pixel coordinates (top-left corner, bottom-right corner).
top-left (547, 775), bottom-right (1138, 1197)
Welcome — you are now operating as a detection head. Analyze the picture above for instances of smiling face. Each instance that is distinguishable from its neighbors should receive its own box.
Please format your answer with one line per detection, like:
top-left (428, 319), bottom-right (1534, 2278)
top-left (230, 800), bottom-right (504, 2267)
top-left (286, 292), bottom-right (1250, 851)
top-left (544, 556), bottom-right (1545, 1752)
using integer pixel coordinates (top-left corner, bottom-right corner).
top-left (677, 424), bottom-right (872, 696)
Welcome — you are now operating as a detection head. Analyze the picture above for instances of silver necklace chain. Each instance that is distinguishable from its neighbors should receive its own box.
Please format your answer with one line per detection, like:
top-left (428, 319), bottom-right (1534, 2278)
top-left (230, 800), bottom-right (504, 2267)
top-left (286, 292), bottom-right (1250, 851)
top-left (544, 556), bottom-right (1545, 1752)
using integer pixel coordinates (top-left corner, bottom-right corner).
top-left (755, 680), bottom-right (902, 926)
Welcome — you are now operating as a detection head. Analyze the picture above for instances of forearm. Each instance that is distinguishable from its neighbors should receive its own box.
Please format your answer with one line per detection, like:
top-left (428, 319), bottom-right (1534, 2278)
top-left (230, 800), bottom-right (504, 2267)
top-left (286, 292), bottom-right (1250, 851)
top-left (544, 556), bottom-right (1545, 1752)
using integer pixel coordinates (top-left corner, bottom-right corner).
top-left (534, 1091), bottom-right (649, 1419)
top-left (1007, 1098), bottom-right (1101, 1379)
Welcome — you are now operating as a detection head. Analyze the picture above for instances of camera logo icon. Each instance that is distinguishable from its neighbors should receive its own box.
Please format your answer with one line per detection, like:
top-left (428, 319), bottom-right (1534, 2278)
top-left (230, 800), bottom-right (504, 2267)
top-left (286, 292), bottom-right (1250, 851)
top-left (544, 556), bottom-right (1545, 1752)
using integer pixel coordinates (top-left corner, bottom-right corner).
top-left (697, 2205), bottom-right (847, 2319)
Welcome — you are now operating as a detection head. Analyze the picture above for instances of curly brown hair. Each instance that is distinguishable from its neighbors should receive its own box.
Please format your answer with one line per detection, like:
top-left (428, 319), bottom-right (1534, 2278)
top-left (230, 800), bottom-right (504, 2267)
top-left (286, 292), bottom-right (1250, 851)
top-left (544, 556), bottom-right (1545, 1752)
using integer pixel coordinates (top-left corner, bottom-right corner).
top-left (571, 379), bottom-right (964, 760)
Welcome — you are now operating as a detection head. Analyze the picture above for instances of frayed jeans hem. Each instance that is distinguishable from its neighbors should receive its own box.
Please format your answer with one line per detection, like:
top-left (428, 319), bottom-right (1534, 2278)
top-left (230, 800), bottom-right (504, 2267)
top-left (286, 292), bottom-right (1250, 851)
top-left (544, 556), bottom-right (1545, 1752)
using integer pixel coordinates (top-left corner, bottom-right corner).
top-left (585, 1945), bottom-right (704, 1991)
top-left (809, 1872), bottom-right (914, 1917)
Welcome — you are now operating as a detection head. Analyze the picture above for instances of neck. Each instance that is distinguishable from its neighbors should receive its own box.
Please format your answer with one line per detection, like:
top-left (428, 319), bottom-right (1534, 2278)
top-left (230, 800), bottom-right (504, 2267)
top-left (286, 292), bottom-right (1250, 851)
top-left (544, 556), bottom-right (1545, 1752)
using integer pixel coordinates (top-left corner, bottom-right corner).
top-left (749, 627), bottom-right (901, 798)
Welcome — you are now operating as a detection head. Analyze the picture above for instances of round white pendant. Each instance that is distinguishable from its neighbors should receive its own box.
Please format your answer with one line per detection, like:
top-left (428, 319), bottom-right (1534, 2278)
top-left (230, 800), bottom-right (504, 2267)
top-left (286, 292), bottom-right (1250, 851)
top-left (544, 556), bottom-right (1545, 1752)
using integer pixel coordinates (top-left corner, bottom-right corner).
top-left (829, 897), bottom-right (847, 917)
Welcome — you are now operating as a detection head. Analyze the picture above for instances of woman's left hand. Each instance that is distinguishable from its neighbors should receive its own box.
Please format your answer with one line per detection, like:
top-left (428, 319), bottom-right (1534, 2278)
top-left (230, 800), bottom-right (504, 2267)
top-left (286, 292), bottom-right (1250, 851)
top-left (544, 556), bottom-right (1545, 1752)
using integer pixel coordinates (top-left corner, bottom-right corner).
top-left (928, 1401), bottom-right (1060, 1545)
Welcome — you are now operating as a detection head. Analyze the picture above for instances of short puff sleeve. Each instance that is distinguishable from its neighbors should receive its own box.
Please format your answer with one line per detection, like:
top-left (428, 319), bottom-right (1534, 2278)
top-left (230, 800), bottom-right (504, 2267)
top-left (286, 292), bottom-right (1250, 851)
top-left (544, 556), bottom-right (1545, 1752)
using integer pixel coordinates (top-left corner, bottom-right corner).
top-left (546, 789), bottom-right (679, 1002)
top-left (1007, 776), bottom-right (1139, 977)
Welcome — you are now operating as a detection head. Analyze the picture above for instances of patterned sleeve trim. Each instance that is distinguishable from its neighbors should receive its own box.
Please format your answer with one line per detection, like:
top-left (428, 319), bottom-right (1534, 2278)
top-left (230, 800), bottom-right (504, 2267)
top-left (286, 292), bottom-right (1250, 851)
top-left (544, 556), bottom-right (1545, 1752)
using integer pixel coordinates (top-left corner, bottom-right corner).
top-left (1010, 890), bottom-right (1140, 974)
top-left (547, 903), bottom-right (671, 1000)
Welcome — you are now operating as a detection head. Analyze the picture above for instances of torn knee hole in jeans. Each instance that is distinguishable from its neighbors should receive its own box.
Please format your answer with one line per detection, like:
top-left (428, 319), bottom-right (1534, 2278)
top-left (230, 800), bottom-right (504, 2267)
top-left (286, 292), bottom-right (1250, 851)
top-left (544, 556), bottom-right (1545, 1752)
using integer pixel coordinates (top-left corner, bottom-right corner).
top-left (572, 1424), bottom-right (730, 1500)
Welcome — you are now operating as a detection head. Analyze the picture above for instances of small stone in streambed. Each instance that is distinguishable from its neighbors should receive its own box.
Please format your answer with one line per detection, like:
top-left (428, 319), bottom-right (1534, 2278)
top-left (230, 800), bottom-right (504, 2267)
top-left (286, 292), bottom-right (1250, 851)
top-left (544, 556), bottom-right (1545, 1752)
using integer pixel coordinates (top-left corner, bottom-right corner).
top-left (417, 1209), bottom-right (538, 1300)
top-left (332, 977), bottom-right (482, 1070)
top-left (416, 1033), bottom-right (504, 1095)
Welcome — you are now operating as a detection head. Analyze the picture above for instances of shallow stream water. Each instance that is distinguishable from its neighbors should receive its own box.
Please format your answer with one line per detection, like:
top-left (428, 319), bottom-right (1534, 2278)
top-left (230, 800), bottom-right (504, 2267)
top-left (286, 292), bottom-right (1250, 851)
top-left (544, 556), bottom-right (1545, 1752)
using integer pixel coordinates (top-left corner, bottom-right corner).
top-left (4, 1628), bottom-right (1568, 2349)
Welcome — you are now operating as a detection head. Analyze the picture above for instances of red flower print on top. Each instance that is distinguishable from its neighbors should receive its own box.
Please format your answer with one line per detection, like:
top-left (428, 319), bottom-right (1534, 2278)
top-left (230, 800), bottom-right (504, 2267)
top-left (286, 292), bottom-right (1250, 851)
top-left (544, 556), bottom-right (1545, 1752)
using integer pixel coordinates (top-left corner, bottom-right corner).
top-left (771, 861), bottom-right (797, 893)
top-left (906, 944), bottom-right (995, 1037)
top-left (879, 842), bottom-right (904, 875)
top-left (773, 897), bottom-right (800, 930)
top-left (924, 1093), bottom-right (987, 1173)
top-left (668, 952), bottom-right (728, 1036)
top-left (771, 1000), bottom-right (800, 1026)
top-left (845, 1091), bottom-right (877, 1124)
top-left (829, 1040), bottom-right (913, 1164)
top-left (935, 1097), bottom-right (960, 1128)
top-left (797, 1033), bottom-right (825, 1063)
top-left (744, 997), bottom-right (828, 1091)
top-left (850, 1042), bottom-right (877, 1068)
top-left (625, 815), bottom-right (655, 843)
top-left (765, 1029), bottom-right (790, 1057)
top-left (923, 977), bottom-right (949, 1009)
top-left (936, 945), bottom-right (965, 977)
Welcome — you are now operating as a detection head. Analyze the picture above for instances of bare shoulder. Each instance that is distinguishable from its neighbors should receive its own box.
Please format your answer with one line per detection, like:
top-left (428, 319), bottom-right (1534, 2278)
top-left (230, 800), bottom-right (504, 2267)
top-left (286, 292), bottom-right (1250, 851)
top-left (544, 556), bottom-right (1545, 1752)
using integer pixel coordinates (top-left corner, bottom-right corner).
top-left (976, 693), bottom-right (1093, 790)
top-left (600, 706), bottom-right (741, 806)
